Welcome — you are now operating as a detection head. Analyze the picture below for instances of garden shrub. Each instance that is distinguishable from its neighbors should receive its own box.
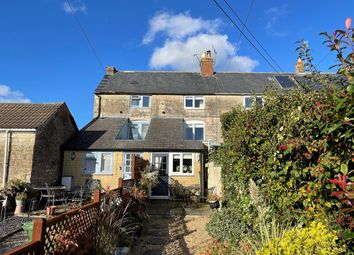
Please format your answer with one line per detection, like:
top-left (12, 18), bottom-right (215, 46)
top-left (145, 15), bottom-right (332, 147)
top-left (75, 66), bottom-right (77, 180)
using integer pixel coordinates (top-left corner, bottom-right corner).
top-left (256, 221), bottom-right (344, 255)
top-left (206, 207), bottom-right (253, 244)
top-left (207, 17), bottom-right (354, 253)
top-left (96, 187), bottom-right (147, 255)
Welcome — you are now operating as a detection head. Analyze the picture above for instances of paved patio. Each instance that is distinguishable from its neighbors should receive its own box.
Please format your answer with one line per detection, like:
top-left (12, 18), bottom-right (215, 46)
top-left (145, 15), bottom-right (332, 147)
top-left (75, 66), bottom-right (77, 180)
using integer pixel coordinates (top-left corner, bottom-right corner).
top-left (131, 200), bottom-right (212, 255)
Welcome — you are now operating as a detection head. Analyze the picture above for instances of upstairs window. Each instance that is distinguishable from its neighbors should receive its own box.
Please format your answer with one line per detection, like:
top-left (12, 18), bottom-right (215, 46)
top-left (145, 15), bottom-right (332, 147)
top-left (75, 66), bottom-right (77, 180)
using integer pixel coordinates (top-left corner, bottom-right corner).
top-left (131, 121), bottom-right (149, 140)
top-left (131, 95), bottom-right (150, 108)
top-left (184, 96), bottom-right (204, 109)
top-left (83, 152), bottom-right (113, 175)
top-left (244, 96), bottom-right (263, 109)
top-left (185, 121), bottom-right (204, 141)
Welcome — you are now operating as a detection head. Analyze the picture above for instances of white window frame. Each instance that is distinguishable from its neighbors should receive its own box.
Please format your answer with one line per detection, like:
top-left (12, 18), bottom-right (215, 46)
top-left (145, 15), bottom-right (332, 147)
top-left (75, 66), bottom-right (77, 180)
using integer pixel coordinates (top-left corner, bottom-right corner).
top-left (243, 96), bottom-right (263, 109)
top-left (131, 95), bottom-right (151, 108)
top-left (123, 152), bottom-right (143, 180)
top-left (184, 121), bottom-right (205, 141)
top-left (184, 96), bottom-right (205, 109)
top-left (169, 153), bottom-right (194, 176)
top-left (83, 152), bottom-right (113, 175)
top-left (130, 120), bottom-right (149, 140)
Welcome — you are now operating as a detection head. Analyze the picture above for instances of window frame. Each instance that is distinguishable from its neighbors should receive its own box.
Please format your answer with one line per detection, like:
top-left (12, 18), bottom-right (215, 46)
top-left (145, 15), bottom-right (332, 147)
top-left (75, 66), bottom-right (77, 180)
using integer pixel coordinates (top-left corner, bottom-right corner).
top-left (123, 152), bottom-right (143, 180)
top-left (243, 96), bottom-right (263, 109)
top-left (184, 121), bottom-right (205, 141)
top-left (83, 151), bottom-right (113, 175)
top-left (184, 96), bottom-right (205, 109)
top-left (170, 153), bottom-right (194, 176)
top-left (130, 95), bottom-right (151, 108)
top-left (130, 120), bottom-right (149, 140)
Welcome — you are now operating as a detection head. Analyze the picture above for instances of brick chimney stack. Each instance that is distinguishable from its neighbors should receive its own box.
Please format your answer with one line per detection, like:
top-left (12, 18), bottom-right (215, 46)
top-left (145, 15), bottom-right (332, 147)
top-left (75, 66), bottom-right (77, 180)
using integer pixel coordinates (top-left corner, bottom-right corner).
top-left (200, 51), bottom-right (214, 77)
top-left (106, 66), bottom-right (117, 76)
top-left (295, 58), bottom-right (304, 74)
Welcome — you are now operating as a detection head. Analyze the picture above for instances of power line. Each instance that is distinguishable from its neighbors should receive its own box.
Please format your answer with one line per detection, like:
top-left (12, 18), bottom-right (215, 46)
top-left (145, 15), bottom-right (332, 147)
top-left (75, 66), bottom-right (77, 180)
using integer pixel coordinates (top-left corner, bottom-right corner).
top-left (66, 0), bottom-right (105, 70)
top-left (222, 0), bottom-right (283, 72)
top-left (315, 51), bottom-right (331, 70)
top-left (236, 0), bottom-right (255, 44)
top-left (225, 0), bottom-right (256, 72)
top-left (211, 0), bottom-right (280, 73)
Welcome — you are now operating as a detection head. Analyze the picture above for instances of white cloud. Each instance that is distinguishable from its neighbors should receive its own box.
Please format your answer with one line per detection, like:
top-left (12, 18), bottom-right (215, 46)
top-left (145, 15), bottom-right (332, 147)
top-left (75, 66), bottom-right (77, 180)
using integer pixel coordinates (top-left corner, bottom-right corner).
top-left (145, 12), bottom-right (258, 72)
top-left (143, 12), bottom-right (220, 44)
top-left (0, 85), bottom-right (31, 103)
top-left (264, 5), bottom-right (288, 36)
top-left (63, 1), bottom-right (87, 15)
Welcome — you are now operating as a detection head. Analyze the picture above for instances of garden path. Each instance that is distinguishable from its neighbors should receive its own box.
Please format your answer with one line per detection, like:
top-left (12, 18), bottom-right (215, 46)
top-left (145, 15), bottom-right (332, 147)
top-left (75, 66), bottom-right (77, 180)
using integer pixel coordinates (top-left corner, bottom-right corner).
top-left (131, 200), bottom-right (212, 255)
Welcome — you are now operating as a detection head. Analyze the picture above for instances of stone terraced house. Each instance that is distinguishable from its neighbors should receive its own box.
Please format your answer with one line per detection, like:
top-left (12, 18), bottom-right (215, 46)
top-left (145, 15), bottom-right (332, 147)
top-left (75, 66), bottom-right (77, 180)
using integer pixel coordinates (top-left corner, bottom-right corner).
top-left (0, 103), bottom-right (78, 188)
top-left (63, 51), bottom-right (303, 199)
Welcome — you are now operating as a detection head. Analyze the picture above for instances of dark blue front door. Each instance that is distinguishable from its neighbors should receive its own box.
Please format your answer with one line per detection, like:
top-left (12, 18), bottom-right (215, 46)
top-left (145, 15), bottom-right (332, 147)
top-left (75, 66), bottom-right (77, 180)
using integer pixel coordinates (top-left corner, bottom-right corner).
top-left (151, 155), bottom-right (169, 198)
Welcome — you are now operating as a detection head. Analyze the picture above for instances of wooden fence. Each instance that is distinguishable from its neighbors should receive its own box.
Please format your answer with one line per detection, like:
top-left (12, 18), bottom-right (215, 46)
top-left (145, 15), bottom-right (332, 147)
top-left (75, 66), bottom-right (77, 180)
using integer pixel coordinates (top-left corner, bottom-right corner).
top-left (4, 190), bottom-right (101, 255)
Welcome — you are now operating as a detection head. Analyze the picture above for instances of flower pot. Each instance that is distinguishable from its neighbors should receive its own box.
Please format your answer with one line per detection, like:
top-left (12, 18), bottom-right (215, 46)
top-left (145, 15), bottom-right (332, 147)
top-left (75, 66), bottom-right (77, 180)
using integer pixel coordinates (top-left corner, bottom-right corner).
top-left (15, 200), bottom-right (25, 215)
top-left (22, 221), bottom-right (34, 241)
top-left (209, 200), bottom-right (220, 209)
top-left (50, 206), bottom-right (56, 215)
top-left (46, 206), bottom-right (56, 217)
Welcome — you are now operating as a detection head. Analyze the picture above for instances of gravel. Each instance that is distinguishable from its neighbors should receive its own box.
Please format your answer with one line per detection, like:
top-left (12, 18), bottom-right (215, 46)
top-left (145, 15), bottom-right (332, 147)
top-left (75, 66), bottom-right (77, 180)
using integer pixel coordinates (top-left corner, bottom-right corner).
top-left (0, 216), bottom-right (30, 254)
top-left (0, 216), bottom-right (31, 239)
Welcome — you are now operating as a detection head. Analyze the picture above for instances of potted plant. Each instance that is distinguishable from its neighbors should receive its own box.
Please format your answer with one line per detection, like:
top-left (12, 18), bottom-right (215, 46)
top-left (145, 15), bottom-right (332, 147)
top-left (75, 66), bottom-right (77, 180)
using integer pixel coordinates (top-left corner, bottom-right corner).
top-left (15, 191), bottom-right (27, 214)
top-left (207, 193), bottom-right (221, 209)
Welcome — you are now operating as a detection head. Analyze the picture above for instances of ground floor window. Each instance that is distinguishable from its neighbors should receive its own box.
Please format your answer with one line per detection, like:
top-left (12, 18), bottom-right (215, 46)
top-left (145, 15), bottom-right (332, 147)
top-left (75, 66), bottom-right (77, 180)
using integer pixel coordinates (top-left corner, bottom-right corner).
top-left (83, 152), bottom-right (113, 174)
top-left (171, 153), bottom-right (193, 175)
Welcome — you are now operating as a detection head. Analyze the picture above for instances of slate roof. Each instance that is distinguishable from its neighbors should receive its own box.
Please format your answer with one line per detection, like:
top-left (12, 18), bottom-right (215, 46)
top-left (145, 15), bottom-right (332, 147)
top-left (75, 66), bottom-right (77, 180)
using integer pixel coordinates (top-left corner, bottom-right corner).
top-left (95, 72), bottom-right (296, 95)
top-left (0, 103), bottom-right (69, 129)
top-left (65, 117), bottom-right (205, 151)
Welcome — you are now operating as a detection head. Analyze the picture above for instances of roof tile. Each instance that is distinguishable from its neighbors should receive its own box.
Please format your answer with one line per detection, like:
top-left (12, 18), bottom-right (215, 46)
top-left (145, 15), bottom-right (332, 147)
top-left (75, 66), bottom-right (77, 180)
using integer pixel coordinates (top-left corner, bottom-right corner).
top-left (0, 103), bottom-right (65, 129)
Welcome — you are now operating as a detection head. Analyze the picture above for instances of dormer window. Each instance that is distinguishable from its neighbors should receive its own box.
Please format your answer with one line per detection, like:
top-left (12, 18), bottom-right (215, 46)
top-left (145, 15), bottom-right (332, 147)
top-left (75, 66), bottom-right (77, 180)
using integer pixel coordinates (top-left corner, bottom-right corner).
top-left (184, 96), bottom-right (204, 109)
top-left (131, 120), bottom-right (149, 140)
top-left (131, 95), bottom-right (150, 108)
top-left (184, 121), bottom-right (204, 141)
top-left (117, 119), bottom-right (150, 140)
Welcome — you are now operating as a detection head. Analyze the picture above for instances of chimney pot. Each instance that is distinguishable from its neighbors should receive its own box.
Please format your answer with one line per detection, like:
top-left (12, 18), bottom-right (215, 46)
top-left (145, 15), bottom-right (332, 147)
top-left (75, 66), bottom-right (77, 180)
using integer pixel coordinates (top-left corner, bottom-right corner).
top-left (200, 51), bottom-right (214, 77)
top-left (295, 58), bottom-right (304, 74)
top-left (106, 66), bottom-right (117, 75)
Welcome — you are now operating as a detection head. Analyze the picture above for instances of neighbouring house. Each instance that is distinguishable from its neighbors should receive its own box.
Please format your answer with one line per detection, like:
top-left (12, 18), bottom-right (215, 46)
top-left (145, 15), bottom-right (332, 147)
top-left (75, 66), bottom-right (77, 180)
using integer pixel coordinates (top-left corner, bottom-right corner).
top-left (0, 103), bottom-right (78, 188)
top-left (63, 51), bottom-right (304, 199)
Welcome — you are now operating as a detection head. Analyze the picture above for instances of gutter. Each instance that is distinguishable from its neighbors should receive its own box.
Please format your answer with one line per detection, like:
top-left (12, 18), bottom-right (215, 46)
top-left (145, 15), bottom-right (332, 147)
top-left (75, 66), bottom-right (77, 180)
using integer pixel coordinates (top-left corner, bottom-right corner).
top-left (1, 128), bottom-right (36, 187)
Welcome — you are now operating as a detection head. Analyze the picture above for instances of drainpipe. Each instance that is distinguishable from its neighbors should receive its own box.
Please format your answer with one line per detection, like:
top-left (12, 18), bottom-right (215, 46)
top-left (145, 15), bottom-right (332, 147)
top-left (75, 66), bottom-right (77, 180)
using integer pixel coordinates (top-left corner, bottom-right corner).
top-left (96, 95), bottom-right (102, 118)
top-left (1, 128), bottom-right (36, 187)
top-left (2, 130), bottom-right (9, 188)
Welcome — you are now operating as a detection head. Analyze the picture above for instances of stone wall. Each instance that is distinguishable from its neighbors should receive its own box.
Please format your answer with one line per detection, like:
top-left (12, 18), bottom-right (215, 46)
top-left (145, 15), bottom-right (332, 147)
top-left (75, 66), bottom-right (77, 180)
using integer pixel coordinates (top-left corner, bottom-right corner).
top-left (0, 131), bottom-right (36, 187)
top-left (94, 94), bottom-right (244, 143)
top-left (30, 106), bottom-right (77, 186)
top-left (207, 162), bottom-right (222, 196)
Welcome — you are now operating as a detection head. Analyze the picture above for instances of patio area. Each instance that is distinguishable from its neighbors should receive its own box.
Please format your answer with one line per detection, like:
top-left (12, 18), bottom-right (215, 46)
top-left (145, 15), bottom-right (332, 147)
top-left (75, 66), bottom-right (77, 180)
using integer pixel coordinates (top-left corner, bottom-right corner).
top-left (131, 200), bottom-right (212, 255)
top-left (0, 203), bottom-right (70, 254)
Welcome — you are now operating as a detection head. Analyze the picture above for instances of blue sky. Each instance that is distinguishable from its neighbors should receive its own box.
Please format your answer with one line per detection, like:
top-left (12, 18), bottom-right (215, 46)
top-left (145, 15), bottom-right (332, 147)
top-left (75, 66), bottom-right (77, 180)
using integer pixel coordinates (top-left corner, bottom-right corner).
top-left (1, 0), bottom-right (353, 128)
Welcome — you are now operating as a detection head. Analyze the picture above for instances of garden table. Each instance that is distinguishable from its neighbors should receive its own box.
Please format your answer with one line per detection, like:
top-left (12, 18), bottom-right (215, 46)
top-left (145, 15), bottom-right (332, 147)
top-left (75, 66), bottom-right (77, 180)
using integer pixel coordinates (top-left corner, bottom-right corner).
top-left (33, 185), bottom-right (67, 206)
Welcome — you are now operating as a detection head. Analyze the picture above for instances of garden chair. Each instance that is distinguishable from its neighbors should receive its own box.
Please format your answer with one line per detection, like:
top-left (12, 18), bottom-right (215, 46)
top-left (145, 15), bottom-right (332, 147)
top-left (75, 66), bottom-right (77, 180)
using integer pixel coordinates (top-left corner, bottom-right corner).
top-left (0, 195), bottom-right (8, 221)
top-left (38, 183), bottom-right (55, 207)
top-left (38, 183), bottom-right (67, 208)
top-left (51, 189), bottom-right (68, 209)
top-left (68, 180), bottom-right (101, 206)
top-left (83, 179), bottom-right (101, 200)
top-left (68, 185), bottom-right (85, 206)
